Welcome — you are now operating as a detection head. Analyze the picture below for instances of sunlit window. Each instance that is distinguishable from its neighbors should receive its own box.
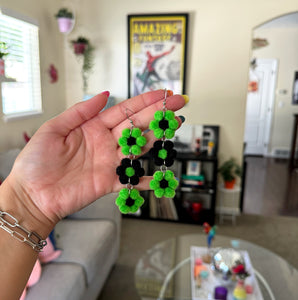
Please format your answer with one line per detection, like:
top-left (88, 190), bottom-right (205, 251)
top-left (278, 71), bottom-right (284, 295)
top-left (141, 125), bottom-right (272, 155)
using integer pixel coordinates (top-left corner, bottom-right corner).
top-left (0, 8), bottom-right (42, 120)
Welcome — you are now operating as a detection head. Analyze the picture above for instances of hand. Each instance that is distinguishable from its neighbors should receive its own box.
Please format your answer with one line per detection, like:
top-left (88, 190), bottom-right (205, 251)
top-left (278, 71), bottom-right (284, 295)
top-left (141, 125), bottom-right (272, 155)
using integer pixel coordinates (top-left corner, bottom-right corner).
top-left (6, 90), bottom-right (185, 229)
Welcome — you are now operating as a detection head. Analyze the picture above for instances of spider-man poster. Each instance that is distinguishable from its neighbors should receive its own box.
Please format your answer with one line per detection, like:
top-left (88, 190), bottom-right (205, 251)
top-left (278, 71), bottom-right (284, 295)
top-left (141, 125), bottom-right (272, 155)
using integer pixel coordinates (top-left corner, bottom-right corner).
top-left (128, 14), bottom-right (188, 97)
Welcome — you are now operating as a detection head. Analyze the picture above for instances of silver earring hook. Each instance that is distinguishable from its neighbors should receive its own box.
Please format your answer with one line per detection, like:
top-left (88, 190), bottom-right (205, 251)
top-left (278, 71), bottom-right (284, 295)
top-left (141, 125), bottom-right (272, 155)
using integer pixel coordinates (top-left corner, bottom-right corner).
top-left (125, 107), bottom-right (135, 128)
top-left (163, 88), bottom-right (167, 112)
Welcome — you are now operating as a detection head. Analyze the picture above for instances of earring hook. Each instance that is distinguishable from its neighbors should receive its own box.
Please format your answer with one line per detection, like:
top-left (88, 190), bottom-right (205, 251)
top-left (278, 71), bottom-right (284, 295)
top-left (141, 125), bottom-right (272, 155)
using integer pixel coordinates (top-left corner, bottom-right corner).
top-left (163, 88), bottom-right (167, 112)
top-left (125, 107), bottom-right (135, 128)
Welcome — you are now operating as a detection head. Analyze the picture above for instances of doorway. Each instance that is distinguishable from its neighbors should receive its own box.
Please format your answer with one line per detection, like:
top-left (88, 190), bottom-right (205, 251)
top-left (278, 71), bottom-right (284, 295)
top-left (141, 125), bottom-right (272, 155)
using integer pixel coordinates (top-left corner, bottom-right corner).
top-left (244, 58), bottom-right (278, 156)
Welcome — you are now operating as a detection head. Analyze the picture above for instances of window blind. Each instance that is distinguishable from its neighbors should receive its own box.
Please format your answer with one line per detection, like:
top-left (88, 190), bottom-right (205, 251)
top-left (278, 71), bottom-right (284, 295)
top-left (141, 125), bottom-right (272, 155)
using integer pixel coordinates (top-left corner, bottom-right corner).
top-left (0, 10), bottom-right (42, 117)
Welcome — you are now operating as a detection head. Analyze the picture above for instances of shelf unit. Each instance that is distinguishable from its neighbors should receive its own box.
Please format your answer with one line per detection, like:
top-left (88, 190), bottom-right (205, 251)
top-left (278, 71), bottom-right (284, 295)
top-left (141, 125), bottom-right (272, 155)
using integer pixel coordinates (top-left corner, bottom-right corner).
top-left (175, 152), bottom-right (218, 225)
top-left (124, 152), bottom-right (218, 225)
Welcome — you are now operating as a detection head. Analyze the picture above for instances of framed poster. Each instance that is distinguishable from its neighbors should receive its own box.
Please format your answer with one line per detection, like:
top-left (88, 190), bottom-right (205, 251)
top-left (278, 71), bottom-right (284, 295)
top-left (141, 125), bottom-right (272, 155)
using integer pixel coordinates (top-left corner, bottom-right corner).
top-left (293, 71), bottom-right (298, 105)
top-left (128, 14), bottom-right (188, 97)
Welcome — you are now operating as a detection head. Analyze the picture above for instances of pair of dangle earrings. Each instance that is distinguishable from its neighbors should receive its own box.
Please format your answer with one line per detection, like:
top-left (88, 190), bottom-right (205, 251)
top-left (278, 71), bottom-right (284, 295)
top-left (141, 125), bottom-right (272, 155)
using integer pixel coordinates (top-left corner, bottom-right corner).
top-left (116, 90), bottom-right (180, 214)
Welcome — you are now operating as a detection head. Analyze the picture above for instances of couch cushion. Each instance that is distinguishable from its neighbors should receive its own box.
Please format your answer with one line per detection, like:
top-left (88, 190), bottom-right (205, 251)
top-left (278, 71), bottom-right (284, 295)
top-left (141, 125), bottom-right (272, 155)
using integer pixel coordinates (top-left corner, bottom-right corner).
top-left (0, 148), bottom-right (21, 180)
top-left (54, 219), bottom-right (116, 285)
top-left (26, 263), bottom-right (86, 300)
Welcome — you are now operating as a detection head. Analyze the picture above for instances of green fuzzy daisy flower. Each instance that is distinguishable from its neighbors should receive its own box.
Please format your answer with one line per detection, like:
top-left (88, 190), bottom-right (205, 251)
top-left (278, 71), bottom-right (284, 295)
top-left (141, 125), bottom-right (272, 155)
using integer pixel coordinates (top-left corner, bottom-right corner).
top-left (118, 127), bottom-right (147, 156)
top-left (115, 188), bottom-right (145, 214)
top-left (149, 110), bottom-right (179, 139)
top-left (149, 170), bottom-right (178, 198)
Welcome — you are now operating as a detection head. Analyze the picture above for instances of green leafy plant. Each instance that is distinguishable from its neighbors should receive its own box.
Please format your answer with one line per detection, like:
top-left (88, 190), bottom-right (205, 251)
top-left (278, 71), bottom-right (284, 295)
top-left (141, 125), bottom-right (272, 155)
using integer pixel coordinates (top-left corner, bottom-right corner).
top-left (55, 8), bottom-right (73, 19)
top-left (218, 158), bottom-right (242, 182)
top-left (71, 37), bottom-right (95, 93)
top-left (0, 41), bottom-right (9, 59)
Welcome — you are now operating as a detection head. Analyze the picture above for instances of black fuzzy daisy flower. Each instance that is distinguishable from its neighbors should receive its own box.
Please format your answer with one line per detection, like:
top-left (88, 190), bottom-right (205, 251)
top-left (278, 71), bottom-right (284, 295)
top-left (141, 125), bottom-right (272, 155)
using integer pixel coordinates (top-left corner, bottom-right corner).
top-left (116, 158), bottom-right (145, 185)
top-left (150, 140), bottom-right (177, 167)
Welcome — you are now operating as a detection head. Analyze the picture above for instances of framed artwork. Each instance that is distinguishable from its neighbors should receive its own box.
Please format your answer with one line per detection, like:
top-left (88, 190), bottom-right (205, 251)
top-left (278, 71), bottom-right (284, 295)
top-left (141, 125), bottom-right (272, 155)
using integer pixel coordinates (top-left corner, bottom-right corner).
top-left (128, 14), bottom-right (188, 97)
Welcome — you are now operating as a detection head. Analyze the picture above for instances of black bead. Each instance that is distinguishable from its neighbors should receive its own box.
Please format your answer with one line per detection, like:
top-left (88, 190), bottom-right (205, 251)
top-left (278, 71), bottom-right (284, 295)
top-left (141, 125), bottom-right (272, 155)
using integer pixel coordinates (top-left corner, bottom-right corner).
top-left (126, 197), bottom-right (135, 207)
top-left (116, 166), bottom-right (123, 175)
top-left (135, 168), bottom-right (145, 177)
top-left (122, 158), bottom-right (132, 168)
top-left (160, 179), bottom-right (169, 188)
top-left (127, 136), bottom-right (136, 146)
top-left (132, 159), bottom-right (141, 168)
top-left (164, 140), bottom-right (174, 150)
top-left (165, 158), bottom-right (174, 167)
top-left (119, 175), bottom-right (129, 184)
top-left (154, 140), bottom-right (163, 149)
top-left (159, 119), bottom-right (169, 130)
top-left (130, 176), bottom-right (139, 185)
top-left (154, 157), bottom-right (164, 166)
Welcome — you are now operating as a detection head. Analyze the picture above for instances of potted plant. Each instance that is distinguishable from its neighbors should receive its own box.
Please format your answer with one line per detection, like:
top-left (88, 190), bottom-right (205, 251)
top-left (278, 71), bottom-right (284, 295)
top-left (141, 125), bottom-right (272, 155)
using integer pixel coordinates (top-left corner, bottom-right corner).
top-left (0, 41), bottom-right (9, 76)
top-left (71, 37), bottom-right (89, 55)
top-left (71, 37), bottom-right (95, 93)
top-left (218, 158), bottom-right (242, 189)
top-left (55, 8), bottom-right (74, 33)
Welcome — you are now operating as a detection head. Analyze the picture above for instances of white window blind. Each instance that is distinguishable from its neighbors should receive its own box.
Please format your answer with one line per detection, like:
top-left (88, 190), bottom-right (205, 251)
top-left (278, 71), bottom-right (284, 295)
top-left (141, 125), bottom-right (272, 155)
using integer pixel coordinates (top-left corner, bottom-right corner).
top-left (0, 9), bottom-right (42, 119)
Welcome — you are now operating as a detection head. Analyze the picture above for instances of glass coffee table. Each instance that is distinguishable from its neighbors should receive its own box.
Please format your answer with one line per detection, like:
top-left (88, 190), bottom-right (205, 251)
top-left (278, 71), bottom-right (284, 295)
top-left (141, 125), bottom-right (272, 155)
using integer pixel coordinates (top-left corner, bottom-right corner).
top-left (135, 234), bottom-right (298, 300)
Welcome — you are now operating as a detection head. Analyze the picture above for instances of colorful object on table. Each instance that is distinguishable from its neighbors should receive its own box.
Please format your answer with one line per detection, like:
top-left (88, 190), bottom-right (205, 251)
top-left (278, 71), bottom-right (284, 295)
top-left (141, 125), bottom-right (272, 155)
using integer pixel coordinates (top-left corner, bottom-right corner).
top-left (214, 286), bottom-right (228, 300)
top-left (116, 110), bottom-right (146, 213)
top-left (193, 257), bottom-right (209, 287)
top-left (232, 263), bottom-right (249, 280)
top-left (203, 222), bottom-right (217, 248)
top-left (149, 89), bottom-right (180, 199)
top-left (233, 280), bottom-right (247, 300)
top-left (48, 64), bottom-right (58, 83)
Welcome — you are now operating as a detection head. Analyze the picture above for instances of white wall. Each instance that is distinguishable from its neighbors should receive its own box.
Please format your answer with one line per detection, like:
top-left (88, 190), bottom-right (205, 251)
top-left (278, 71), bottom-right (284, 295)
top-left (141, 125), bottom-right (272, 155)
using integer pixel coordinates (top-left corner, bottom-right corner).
top-left (64, 0), bottom-right (298, 165)
top-left (0, 0), bottom-right (66, 152)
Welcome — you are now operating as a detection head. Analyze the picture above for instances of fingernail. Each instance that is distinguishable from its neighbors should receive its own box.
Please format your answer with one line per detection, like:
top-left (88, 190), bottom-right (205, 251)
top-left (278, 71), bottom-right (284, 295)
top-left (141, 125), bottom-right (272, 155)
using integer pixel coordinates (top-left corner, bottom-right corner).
top-left (101, 91), bottom-right (110, 97)
top-left (179, 115), bottom-right (186, 123)
top-left (167, 90), bottom-right (173, 97)
top-left (182, 95), bottom-right (189, 104)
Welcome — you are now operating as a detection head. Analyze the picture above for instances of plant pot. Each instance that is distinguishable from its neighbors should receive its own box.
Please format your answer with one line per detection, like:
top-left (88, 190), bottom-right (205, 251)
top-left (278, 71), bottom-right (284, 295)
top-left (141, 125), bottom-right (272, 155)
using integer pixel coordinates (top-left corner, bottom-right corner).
top-left (224, 179), bottom-right (236, 189)
top-left (73, 42), bottom-right (87, 55)
top-left (57, 17), bottom-right (73, 33)
top-left (0, 58), bottom-right (5, 76)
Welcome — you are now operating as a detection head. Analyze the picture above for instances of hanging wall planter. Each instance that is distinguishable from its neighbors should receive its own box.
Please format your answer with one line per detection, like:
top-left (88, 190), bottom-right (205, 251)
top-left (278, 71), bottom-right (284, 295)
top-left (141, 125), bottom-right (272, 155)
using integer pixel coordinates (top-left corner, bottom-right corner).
top-left (55, 8), bottom-right (74, 34)
top-left (71, 37), bottom-right (94, 93)
top-left (72, 37), bottom-right (88, 55)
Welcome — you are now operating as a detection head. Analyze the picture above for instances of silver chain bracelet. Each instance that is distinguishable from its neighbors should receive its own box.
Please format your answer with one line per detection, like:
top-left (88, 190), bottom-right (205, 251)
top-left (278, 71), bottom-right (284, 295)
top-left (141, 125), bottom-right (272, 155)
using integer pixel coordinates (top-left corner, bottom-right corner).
top-left (0, 210), bottom-right (47, 252)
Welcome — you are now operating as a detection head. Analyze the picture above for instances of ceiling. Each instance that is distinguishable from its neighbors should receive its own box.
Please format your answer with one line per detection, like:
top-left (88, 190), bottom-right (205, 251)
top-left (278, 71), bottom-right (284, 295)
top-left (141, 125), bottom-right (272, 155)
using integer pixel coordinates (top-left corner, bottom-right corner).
top-left (258, 12), bottom-right (298, 29)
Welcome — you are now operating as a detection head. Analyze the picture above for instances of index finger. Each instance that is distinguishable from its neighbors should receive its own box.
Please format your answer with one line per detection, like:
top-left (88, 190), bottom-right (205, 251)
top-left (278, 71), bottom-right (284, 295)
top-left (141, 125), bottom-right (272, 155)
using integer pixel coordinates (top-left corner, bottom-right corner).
top-left (99, 89), bottom-right (173, 129)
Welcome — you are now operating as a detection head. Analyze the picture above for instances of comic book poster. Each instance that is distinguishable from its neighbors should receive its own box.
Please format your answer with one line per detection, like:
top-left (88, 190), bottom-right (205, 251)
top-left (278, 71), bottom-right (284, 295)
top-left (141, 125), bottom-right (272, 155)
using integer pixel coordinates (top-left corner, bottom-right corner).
top-left (128, 14), bottom-right (188, 97)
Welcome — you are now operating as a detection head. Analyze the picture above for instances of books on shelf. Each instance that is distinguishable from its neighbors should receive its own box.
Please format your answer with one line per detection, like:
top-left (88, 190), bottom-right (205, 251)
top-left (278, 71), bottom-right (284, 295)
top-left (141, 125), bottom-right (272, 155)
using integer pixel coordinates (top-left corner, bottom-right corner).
top-left (181, 174), bottom-right (205, 189)
top-left (149, 191), bottom-right (179, 220)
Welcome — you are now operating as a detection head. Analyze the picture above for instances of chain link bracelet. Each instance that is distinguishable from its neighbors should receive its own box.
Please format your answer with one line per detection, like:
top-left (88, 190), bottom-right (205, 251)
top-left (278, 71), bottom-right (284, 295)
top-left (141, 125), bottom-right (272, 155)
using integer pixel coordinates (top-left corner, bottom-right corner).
top-left (0, 210), bottom-right (47, 252)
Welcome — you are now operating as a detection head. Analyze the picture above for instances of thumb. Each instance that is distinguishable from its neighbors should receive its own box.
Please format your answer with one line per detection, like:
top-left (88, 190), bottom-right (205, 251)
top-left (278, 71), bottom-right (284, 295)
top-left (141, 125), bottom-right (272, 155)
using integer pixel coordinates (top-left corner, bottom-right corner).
top-left (46, 92), bottom-right (109, 136)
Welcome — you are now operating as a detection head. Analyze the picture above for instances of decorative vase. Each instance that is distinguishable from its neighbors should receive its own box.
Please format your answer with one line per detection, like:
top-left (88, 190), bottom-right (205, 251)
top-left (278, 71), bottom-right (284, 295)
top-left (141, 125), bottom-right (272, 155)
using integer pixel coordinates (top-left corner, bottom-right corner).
top-left (73, 42), bottom-right (87, 55)
top-left (233, 280), bottom-right (247, 300)
top-left (57, 17), bottom-right (73, 33)
top-left (224, 179), bottom-right (236, 189)
top-left (0, 58), bottom-right (5, 76)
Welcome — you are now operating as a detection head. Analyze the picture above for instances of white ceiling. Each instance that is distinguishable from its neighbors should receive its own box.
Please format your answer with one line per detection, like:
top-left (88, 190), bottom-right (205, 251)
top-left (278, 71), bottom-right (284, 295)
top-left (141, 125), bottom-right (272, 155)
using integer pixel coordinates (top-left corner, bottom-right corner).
top-left (258, 12), bottom-right (298, 29)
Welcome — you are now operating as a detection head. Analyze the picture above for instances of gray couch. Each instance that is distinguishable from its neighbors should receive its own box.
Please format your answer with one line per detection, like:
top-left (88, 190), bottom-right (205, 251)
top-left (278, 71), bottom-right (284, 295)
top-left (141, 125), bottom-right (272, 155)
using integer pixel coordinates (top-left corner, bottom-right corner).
top-left (0, 149), bottom-right (121, 300)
